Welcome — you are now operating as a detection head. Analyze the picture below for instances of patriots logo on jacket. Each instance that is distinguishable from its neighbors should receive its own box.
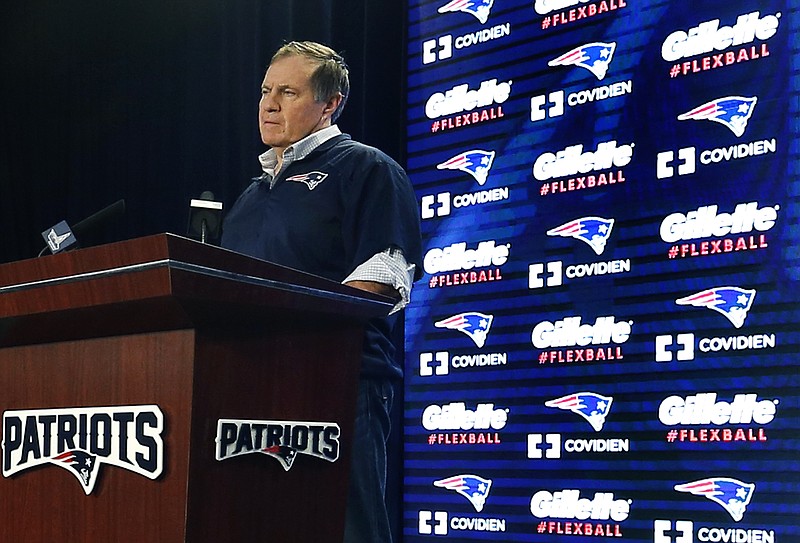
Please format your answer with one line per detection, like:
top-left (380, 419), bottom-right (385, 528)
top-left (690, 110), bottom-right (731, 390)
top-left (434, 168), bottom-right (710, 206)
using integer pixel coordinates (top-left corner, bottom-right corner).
top-left (674, 477), bottom-right (755, 522)
top-left (548, 42), bottom-right (616, 80)
top-left (437, 0), bottom-right (494, 24)
top-left (262, 445), bottom-right (299, 471)
top-left (437, 150), bottom-right (496, 185)
top-left (547, 217), bottom-right (614, 255)
top-left (676, 287), bottom-right (755, 329)
top-left (434, 312), bottom-right (493, 348)
top-left (53, 450), bottom-right (100, 492)
top-left (434, 474), bottom-right (492, 512)
top-left (286, 171), bottom-right (328, 190)
top-left (677, 96), bottom-right (757, 137)
top-left (545, 392), bottom-right (613, 432)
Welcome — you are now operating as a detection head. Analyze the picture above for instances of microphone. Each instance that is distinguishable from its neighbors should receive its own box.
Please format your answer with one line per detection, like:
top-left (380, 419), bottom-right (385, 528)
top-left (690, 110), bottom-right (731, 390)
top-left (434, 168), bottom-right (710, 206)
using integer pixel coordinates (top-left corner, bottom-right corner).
top-left (40, 199), bottom-right (126, 255)
top-left (187, 191), bottom-right (223, 244)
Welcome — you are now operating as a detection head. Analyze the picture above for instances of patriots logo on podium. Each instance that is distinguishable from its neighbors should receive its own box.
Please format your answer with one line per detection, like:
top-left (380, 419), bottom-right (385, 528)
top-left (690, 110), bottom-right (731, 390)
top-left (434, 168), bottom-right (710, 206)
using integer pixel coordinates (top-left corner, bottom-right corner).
top-left (545, 392), bottom-right (613, 432)
top-left (674, 477), bottom-right (755, 522)
top-left (677, 96), bottom-right (757, 137)
top-left (548, 42), bottom-right (616, 80)
top-left (3, 405), bottom-right (165, 496)
top-left (261, 445), bottom-right (299, 471)
top-left (52, 449), bottom-right (100, 493)
top-left (437, 0), bottom-right (494, 24)
top-left (435, 312), bottom-right (493, 348)
top-left (216, 419), bottom-right (340, 469)
top-left (676, 287), bottom-right (756, 329)
top-left (434, 474), bottom-right (492, 512)
top-left (437, 150), bottom-right (496, 185)
top-left (547, 217), bottom-right (614, 255)
top-left (286, 171), bottom-right (329, 190)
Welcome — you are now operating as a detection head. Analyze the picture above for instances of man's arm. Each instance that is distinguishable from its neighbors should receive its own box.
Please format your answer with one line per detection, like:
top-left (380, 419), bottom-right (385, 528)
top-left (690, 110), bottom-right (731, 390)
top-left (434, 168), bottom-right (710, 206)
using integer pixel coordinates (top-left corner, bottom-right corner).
top-left (344, 279), bottom-right (400, 300)
top-left (343, 248), bottom-right (415, 313)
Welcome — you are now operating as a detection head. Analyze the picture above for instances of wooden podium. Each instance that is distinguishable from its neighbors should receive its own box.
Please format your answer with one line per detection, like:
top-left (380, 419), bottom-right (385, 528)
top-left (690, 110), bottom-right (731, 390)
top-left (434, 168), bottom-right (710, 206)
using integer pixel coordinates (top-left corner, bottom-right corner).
top-left (0, 234), bottom-right (392, 542)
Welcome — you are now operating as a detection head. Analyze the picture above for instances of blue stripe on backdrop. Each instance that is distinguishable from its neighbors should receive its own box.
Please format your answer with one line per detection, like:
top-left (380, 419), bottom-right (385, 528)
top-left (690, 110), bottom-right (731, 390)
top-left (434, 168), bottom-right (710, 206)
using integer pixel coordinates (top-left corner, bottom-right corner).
top-left (404, 0), bottom-right (800, 541)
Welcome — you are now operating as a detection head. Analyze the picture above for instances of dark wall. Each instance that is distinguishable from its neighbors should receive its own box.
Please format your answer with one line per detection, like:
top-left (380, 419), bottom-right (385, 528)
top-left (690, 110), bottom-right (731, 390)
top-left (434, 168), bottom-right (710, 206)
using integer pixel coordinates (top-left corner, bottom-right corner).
top-left (0, 0), bottom-right (407, 538)
top-left (0, 0), bottom-right (405, 263)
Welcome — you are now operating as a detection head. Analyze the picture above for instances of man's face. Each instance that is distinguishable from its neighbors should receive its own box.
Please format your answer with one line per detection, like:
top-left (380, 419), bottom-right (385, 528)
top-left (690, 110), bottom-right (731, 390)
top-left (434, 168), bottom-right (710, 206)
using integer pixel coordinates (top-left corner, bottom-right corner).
top-left (259, 55), bottom-right (335, 154)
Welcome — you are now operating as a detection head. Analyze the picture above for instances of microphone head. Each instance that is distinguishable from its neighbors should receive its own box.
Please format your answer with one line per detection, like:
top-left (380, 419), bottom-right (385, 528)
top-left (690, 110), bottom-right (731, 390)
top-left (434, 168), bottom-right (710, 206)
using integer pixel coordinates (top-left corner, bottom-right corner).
top-left (187, 191), bottom-right (223, 243)
top-left (38, 199), bottom-right (126, 257)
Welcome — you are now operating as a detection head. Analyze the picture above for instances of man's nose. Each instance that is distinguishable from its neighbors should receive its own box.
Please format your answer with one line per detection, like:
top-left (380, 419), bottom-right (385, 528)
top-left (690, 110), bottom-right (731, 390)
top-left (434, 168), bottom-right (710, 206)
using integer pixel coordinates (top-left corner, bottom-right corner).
top-left (261, 93), bottom-right (279, 111)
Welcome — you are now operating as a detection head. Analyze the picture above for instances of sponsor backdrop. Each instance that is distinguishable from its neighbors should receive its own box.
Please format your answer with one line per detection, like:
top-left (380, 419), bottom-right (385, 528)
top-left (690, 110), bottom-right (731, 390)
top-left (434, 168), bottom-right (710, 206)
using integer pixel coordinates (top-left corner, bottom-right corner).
top-left (404, 0), bottom-right (799, 541)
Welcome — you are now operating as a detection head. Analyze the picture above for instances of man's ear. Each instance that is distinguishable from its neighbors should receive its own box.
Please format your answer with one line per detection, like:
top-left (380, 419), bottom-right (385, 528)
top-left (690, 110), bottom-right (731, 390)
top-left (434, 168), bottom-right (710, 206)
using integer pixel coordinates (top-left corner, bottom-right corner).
top-left (323, 92), bottom-right (343, 118)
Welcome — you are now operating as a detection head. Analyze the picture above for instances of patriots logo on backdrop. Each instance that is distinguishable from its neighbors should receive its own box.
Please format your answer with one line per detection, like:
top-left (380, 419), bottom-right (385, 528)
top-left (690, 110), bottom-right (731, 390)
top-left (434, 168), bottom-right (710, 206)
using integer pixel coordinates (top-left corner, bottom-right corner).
top-left (261, 445), bottom-right (299, 471)
top-left (677, 96), bottom-right (757, 137)
top-left (285, 171), bottom-right (328, 190)
top-left (674, 477), bottom-right (755, 522)
top-left (546, 217), bottom-right (614, 255)
top-left (675, 287), bottom-right (756, 329)
top-left (434, 474), bottom-right (492, 512)
top-left (548, 42), bottom-right (616, 80)
top-left (52, 450), bottom-right (100, 493)
top-left (434, 312), bottom-right (493, 348)
top-left (545, 392), bottom-right (613, 432)
top-left (437, 0), bottom-right (494, 24)
top-left (437, 150), bottom-right (496, 185)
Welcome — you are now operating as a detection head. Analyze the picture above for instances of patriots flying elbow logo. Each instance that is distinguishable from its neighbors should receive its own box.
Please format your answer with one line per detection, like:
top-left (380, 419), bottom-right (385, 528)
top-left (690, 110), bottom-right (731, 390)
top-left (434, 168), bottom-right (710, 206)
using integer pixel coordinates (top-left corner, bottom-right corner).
top-left (674, 477), bottom-right (755, 522)
top-left (261, 445), bottom-right (299, 471)
top-left (547, 217), bottom-right (614, 255)
top-left (52, 450), bottom-right (101, 494)
top-left (46, 228), bottom-right (73, 252)
top-left (545, 392), bottom-right (613, 432)
top-left (437, 150), bottom-right (496, 186)
top-left (548, 42), bottom-right (616, 80)
top-left (676, 287), bottom-right (755, 329)
top-left (437, 0), bottom-right (494, 24)
top-left (434, 474), bottom-right (492, 512)
top-left (434, 312), bottom-right (493, 348)
top-left (677, 96), bottom-right (757, 137)
top-left (285, 171), bottom-right (328, 190)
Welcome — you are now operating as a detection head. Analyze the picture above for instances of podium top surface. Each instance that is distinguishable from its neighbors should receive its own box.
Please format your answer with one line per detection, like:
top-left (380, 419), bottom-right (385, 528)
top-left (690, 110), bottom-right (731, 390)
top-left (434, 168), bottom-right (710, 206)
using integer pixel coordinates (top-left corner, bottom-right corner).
top-left (0, 234), bottom-right (394, 345)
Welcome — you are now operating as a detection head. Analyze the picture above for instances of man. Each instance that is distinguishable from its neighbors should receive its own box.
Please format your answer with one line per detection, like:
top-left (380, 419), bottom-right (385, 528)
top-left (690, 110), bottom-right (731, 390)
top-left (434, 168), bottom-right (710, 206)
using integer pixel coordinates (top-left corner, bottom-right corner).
top-left (221, 41), bottom-right (422, 542)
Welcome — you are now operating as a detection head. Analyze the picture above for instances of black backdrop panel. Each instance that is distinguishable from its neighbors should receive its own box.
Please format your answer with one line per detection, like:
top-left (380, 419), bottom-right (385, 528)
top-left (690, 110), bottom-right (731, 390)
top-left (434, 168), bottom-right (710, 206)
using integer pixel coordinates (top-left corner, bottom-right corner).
top-left (0, 0), bottom-right (404, 264)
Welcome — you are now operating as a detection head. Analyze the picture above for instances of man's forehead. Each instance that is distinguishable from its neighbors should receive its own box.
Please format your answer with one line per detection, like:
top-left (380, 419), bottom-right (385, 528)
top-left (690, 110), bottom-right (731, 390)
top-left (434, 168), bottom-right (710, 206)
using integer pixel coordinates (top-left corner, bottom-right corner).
top-left (263, 55), bottom-right (317, 86)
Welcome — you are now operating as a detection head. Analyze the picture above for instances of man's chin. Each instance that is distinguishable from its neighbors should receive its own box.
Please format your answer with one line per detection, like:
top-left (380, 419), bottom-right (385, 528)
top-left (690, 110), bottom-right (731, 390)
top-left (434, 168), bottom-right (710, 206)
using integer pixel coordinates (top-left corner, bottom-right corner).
top-left (260, 134), bottom-right (283, 148)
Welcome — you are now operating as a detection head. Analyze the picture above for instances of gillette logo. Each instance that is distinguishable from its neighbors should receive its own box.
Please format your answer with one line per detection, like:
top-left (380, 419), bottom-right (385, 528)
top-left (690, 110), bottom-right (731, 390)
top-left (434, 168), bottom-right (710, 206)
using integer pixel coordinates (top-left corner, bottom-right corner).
top-left (426, 79), bottom-right (512, 119)
top-left (530, 489), bottom-right (631, 521)
top-left (424, 240), bottom-right (510, 274)
top-left (660, 201), bottom-right (779, 243)
top-left (662, 11), bottom-right (781, 62)
top-left (659, 393), bottom-right (778, 426)
top-left (422, 402), bottom-right (508, 431)
top-left (533, 140), bottom-right (633, 181)
top-left (532, 316), bottom-right (632, 349)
